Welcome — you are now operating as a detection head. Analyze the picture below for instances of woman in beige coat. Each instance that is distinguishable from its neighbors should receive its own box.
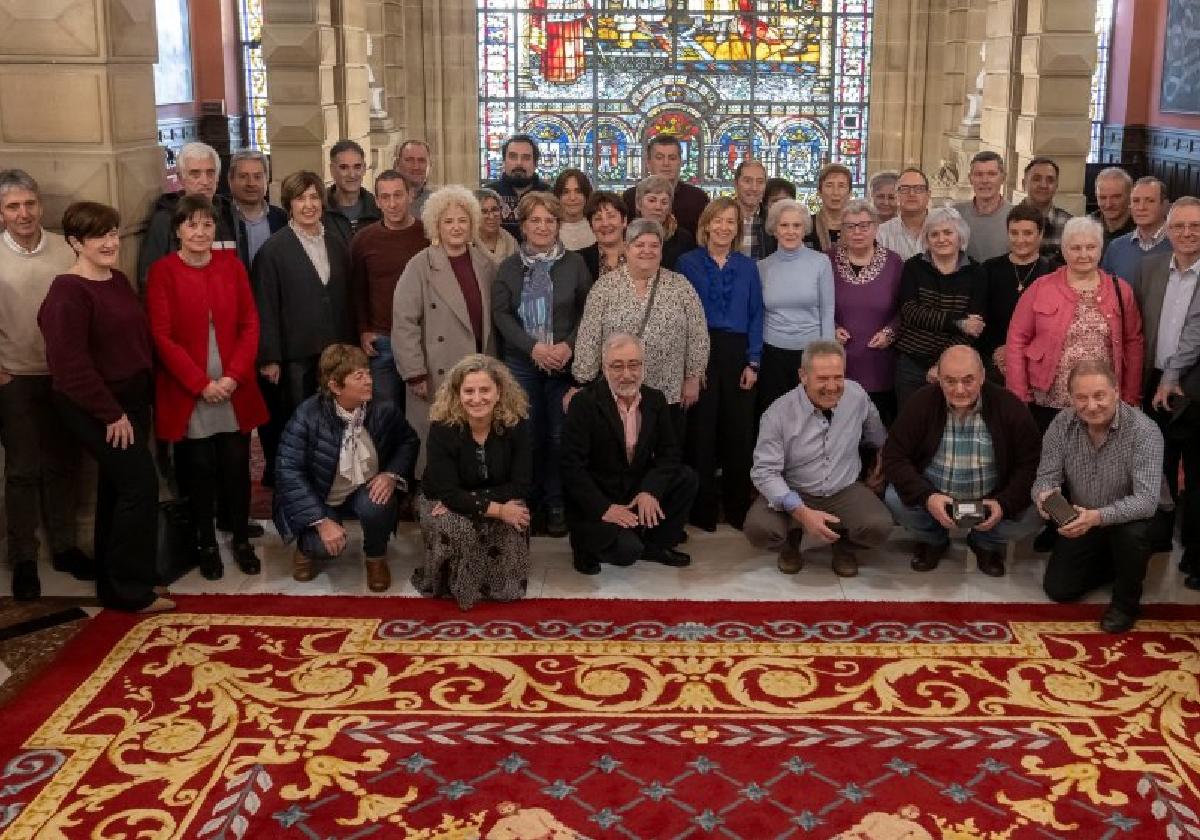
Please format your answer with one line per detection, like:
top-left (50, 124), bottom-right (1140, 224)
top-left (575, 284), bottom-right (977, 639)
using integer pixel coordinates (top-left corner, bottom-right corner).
top-left (392, 185), bottom-right (497, 467)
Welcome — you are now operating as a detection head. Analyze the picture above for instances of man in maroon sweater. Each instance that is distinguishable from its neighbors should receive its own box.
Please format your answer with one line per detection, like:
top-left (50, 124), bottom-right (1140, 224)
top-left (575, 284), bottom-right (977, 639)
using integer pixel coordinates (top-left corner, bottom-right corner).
top-left (882, 345), bottom-right (1043, 576)
top-left (622, 134), bottom-right (709, 236)
top-left (349, 170), bottom-right (429, 413)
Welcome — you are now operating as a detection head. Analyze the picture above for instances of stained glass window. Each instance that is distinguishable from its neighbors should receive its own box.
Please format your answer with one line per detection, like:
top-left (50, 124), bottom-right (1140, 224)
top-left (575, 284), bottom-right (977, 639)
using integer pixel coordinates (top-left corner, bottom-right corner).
top-left (238, 0), bottom-right (270, 153)
top-left (477, 1), bottom-right (875, 199)
top-left (1089, 0), bottom-right (1114, 163)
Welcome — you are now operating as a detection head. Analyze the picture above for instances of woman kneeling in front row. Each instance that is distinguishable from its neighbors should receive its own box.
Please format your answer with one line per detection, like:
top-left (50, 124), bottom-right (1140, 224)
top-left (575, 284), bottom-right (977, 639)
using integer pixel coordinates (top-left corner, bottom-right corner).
top-left (413, 354), bottom-right (533, 610)
top-left (274, 344), bottom-right (419, 591)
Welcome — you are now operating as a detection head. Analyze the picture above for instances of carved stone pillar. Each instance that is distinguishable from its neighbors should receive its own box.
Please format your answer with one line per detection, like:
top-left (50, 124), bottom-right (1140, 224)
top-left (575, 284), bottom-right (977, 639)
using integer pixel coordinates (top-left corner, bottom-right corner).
top-left (365, 0), bottom-right (401, 174)
top-left (868, 0), bottom-right (933, 173)
top-left (980, 0), bottom-right (1023, 196)
top-left (0, 0), bottom-right (164, 278)
top-left (936, 0), bottom-right (988, 201)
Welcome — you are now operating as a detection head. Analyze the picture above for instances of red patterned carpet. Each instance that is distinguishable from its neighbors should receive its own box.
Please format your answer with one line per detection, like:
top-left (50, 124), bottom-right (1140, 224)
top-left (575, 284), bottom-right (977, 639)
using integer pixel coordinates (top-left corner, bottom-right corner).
top-left (1, 597), bottom-right (1199, 839)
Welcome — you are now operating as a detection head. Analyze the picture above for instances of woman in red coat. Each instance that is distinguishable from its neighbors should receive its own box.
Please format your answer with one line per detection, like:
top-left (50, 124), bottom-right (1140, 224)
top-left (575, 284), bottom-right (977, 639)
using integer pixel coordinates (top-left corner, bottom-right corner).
top-left (146, 194), bottom-right (269, 578)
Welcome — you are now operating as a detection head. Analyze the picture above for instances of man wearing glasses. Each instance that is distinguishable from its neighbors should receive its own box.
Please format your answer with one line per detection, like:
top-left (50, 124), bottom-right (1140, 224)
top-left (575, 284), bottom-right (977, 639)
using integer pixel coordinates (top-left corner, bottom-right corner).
top-left (876, 168), bottom-right (930, 260)
top-left (561, 333), bottom-right (698, 575)
top-left (1140, 197), bottom-right (1200, 585)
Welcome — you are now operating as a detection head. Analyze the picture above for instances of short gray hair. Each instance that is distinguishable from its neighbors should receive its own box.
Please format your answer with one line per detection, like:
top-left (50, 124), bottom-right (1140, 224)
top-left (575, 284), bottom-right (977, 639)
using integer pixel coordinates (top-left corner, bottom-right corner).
top-left (178, 142), bottom-right (221, 177)
top-left (635, 175), bottom-right (673, 208)
top-left (801, 340), bottom-right (846, 371)
top-left (229, 149), bottom-right (269, 179)
top-left (474, 187), bottom-right (502, 207)
top-left (1061, 216), bottom-right (1104, 249)
top-left (1068, 358), bottom-right (1118, 392)
top-left (625, 218), bottom-right (665, 245)
top-left (869, 170), bottom-right (899, 192)
top-left (1168, 196), bottom-right (1200, 223)
top-left (0, 169), bottom-right (39, 200)
top-left (602, 332), bottom-right (644, 361)
top-left (842, 198), bottom-right (879, 225)
top-left (765, 198), bottom-right (812, 237)
top-left (1095, 166), bottom-right (1132, 192)
top-left (421, 185), bottom-right (481, 245)
top-left (921, 206), bottom-right (971, 252)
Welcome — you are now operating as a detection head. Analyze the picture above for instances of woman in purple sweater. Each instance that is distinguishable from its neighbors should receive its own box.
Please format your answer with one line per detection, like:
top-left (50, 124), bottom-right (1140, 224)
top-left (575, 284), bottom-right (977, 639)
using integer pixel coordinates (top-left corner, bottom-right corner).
top-left (38, 202), bottom-right (170, 613)
top-left (830, 199), bottom-right (904, 425)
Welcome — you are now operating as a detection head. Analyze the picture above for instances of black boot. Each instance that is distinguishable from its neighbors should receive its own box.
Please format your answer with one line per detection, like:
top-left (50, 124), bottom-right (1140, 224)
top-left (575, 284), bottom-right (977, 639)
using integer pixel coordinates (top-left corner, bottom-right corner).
top-left (12, 562), bottom-right (40, 601)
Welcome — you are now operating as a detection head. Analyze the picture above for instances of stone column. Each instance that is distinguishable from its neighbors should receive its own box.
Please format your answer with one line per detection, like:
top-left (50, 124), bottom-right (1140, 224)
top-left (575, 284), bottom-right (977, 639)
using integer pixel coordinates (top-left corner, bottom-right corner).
top-left (365, 0), bottom-right (402, 173)
top-left (868, 0), bottom-right (933, 173)
top-left (398, 0), bottom-right (479, 185)
top-left (331, 0), bottom-right (371, 152)
top-left (0, 0), bottom-right (164, 278)
top-left (936, 0), bottom-right (989, 201)
top-left (979, 0), bottom-right (1023, 195)
top-left (1011, 0), bottom-right (1097, 214)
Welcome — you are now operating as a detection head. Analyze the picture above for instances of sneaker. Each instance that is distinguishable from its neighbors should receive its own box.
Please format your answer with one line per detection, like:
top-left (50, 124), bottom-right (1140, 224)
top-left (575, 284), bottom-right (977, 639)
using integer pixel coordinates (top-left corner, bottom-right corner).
top-left (910, 541), bottom-right (949, 572)
top-left (1099, 605), bottom-right (1137, 634)
top-left (546, 507), bottom-right (568, 538)
top-left (12, 562), bottom-right (40, 601)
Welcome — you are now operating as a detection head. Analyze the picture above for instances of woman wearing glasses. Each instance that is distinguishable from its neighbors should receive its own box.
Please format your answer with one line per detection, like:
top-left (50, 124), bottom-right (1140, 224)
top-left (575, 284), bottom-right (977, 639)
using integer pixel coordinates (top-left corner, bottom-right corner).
top-left (414, 354), bottom-right (532, 610)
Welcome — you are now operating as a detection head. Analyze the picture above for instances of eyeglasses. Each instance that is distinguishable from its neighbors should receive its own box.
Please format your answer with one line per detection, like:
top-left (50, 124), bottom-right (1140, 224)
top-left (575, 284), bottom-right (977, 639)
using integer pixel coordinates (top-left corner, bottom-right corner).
top-left (605, 361), bottom-right (644, 374)
top-left (896, 185), bottom-right (929, 195)
top-left (843, 222), bottom-right (876, 233)
top-left (1169, 222), bottom-right (1200, 234)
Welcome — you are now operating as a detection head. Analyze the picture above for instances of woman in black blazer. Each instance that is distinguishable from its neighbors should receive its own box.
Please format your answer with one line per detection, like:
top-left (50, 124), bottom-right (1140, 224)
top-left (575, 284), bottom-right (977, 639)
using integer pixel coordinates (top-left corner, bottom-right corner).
top-left (491, 191), bottom-right (591, 538)
top-left (252, 169), bottom-right (355, 481)
top-left (413, 354), bottom-right (532, 610)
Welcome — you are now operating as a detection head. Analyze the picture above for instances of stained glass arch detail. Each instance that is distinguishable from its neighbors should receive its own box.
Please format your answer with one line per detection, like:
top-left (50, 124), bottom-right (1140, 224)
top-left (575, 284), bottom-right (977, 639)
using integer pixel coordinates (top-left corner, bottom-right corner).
top-left (478, 0), bottom-right (875, 199)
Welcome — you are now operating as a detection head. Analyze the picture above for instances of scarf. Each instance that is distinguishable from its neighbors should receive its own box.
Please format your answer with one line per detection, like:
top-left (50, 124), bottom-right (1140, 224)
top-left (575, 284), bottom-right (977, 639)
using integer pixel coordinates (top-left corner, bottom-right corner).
top-left (518, 239), bottom-right (565, 343)
top-left (334, 401), bottom-right (372, 488)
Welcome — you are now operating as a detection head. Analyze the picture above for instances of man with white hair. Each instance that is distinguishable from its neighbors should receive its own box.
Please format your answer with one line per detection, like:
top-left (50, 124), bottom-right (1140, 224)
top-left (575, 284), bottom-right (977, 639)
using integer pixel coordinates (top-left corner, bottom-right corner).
top-left (136, 141), bottom-right (237, 290)
top-left (561, 332), bottom-right (698, 575)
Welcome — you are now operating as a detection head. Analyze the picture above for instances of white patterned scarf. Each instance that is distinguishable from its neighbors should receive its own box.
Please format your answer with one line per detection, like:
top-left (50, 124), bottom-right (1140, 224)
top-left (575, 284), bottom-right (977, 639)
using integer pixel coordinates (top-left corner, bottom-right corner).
top-left (334, 402), bottom-right (372, 487)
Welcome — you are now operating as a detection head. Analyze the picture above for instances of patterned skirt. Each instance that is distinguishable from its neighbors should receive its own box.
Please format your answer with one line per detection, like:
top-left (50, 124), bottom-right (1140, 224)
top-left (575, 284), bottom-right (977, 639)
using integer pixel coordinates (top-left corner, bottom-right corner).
top-left (412, 494), bottom-right (530, 610)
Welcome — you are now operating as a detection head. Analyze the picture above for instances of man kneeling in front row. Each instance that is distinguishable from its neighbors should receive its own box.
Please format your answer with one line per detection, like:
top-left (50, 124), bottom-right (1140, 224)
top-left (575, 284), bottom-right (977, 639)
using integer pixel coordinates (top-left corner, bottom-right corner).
top-left (745, 340), bottom-right (893, 577)
top-left (1033, 358), bottom-right (1164, 633)
top-left (883, 345), bottom-right (1043, 576)
top-left (562, 333), bottom-right (697, 574)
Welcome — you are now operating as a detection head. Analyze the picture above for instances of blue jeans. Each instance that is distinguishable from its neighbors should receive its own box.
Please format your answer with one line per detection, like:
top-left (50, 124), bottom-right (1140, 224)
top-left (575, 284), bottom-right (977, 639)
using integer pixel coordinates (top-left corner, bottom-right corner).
top-left (298, 483), bottom-right (398, 559)
top-left (884, 485), bottom-right (1043, 552)
top-left (508, 354), bottom-right (568, 511)
top-left (370, 335), bottom-right (404, 414)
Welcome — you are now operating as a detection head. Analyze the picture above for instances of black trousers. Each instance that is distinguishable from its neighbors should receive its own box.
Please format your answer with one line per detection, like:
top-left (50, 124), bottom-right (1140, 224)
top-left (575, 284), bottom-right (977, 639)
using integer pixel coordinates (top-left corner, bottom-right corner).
top-left (756, 342), bottom-right (803, 416)
top-left (1145, 369), bottom-right (1200, 552)
top-left (569, 466), bottom-right (698, 563)
top-left (175, 432), bottom-right (252, 546)
top-left (258, 357), bottom-right (318, 486)
top-left (686, 330), bottom-right (755, 530)
top-left (54, 387), bottom-right (158, 612)
top-left (1043, 519), bottom-right (1152, 614)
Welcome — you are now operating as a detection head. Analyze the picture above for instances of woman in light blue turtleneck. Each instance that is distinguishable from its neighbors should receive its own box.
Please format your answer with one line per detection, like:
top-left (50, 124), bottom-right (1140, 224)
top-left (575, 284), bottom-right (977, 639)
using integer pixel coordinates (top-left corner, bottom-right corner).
top-left (755, 199), bottom-right (835, 413)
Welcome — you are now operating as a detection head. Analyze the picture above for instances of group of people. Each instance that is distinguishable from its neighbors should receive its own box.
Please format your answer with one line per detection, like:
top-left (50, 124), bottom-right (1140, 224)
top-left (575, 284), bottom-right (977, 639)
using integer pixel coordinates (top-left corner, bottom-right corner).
top-left (2, 129), bottom-right (1197, 631)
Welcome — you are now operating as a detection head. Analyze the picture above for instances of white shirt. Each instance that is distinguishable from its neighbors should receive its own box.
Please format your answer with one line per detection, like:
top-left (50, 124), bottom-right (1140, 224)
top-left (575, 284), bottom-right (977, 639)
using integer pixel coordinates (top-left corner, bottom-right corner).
top-left (876, 216), bottom-right (924, 261)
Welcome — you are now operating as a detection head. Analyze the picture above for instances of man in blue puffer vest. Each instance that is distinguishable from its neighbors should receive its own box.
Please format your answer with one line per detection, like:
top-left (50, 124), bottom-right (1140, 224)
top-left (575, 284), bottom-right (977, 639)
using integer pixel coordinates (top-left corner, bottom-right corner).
top-left (274, 344), bottom-right (419, 591)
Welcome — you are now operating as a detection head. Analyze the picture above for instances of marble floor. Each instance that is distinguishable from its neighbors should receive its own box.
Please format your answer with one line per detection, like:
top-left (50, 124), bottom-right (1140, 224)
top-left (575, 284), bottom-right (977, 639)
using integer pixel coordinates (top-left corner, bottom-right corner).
top-left (4, 518), bottom-right (1199, 607)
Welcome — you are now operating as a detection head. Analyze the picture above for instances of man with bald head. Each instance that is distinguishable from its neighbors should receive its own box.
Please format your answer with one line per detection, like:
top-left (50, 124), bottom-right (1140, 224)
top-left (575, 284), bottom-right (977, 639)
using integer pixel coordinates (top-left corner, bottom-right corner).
top-left (883, 345), bottom-right (1042, 576)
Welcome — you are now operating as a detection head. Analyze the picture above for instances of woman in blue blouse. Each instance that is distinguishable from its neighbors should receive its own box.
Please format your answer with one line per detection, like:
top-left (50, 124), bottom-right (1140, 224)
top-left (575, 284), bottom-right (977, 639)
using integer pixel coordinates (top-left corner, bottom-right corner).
top-left (677, 196), bottom-right (764, 531)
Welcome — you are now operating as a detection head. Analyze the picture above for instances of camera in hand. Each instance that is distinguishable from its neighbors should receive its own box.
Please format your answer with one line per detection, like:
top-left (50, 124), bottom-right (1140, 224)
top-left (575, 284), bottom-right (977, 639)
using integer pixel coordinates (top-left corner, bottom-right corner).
top-left (1042, 490), bottom-right (1078, 527)
top-left (950, 499), bottom-right (985, 529)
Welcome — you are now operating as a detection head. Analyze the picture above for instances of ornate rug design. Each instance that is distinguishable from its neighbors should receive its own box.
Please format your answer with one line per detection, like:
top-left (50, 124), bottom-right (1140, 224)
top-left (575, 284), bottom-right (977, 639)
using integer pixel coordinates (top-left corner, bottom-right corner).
top-left (1, 597), bottom-right (1199, 839)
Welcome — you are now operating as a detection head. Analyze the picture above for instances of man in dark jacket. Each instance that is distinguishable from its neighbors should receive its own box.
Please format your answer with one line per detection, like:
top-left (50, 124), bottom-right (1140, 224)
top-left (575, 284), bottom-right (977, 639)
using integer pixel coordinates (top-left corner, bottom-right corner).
top-left (483, 133), bottom-right (551, 240)
top-left (274, 344), bottom-right (419, 591)
top-left (325, 139), bottom-right (382, 246)
top-left (561, 333), bottom-right (697, 574)
top-left (883, 345), bottom-right (1042, 576)
top-left (227, 149), bottom-right (287, 269)
top-left (621, 133), bottom-right (709, 236)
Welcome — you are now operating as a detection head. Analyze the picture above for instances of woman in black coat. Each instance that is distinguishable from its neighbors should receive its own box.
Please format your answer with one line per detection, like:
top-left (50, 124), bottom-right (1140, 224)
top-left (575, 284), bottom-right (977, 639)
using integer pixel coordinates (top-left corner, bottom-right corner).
top-left (413, 354), bottom-right (532, 610)
top-left (274, 344), bottom-right (419, 591)
top-left (252, 170), bottom-right (355, 483)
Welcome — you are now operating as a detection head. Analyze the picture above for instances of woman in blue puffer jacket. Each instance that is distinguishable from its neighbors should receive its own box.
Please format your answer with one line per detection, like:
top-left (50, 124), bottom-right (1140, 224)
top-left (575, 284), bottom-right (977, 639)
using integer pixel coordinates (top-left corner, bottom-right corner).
top-left (274, 344), bottom-right (419, 591)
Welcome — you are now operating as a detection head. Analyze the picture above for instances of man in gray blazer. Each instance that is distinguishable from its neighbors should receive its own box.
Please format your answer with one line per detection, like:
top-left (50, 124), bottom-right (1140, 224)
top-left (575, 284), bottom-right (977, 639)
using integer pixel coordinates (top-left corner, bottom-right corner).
top-left (1136, 196), bottom-right (1200, 582)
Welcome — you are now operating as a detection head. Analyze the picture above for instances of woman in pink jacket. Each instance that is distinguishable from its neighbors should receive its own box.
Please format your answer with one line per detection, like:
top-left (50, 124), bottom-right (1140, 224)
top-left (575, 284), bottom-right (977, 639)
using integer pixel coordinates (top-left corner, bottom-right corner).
top-left (1005, 216), bottom-right (1143, 434)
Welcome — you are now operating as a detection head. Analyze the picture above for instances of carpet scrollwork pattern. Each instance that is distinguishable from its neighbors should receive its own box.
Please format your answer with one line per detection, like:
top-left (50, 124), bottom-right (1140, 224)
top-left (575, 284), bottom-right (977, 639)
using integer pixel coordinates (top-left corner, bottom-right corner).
top-left (1, 597), bottom-right (1198, 838)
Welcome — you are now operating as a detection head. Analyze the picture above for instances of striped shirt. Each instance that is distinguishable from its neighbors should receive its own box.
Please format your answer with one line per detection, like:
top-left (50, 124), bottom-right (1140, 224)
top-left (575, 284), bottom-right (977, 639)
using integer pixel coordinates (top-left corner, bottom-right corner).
top-left (923, 401), bottom-right (997, 500)
top-left (1031, 402), bottom-right (1163, 525)
top-left (895, 254), bottom-right (986, 366)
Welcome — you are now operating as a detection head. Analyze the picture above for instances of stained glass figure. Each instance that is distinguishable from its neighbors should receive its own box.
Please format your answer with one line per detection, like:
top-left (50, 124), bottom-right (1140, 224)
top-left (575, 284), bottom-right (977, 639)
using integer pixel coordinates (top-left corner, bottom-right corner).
top-left (238, 0), bottom-right (269, 153)
top-left (477, 0), bottom-right (875, 198)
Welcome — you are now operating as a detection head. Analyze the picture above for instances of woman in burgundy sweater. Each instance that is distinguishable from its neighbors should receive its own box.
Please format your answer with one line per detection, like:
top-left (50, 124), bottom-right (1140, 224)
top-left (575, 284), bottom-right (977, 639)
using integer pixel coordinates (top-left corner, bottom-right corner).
top-left (38, 202), bottom-right (171, 613)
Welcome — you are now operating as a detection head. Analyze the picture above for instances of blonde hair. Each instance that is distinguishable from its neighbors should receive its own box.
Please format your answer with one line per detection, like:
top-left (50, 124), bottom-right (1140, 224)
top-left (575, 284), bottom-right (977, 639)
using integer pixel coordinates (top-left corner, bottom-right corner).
top-left (421, 185), bottom-right (482, 246)
top-left (428, 354), bottom-right (528, 432)
top-left (696, 196), bottom-right (743, 248)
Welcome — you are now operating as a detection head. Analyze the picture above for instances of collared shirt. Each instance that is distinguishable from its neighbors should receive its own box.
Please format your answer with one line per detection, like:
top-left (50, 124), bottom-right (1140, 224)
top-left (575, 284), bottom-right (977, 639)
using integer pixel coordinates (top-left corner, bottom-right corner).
top-left (1155, 255), bottom-right (1200, 369)
top-left (750, 380), bottom-right (886, 511)
top-left (1037, 205), bottom-right (1073, 261)
top-left (290, 220), bottom-right (330, 285)
top-left (1032, 402), bottom-right (1163, 525)
top-left (876, 216), bottom-right (924, 261)
top-left (923, 400), bottom-right (997, 500)
top-left (2, 228), bottom-right (45, 256)
top-left (234, 201), bottom-right (273, 265)
top-left (612, 388), bottom-right (642, 463)
top-left (1133, 224), bottom-right (1168, 251)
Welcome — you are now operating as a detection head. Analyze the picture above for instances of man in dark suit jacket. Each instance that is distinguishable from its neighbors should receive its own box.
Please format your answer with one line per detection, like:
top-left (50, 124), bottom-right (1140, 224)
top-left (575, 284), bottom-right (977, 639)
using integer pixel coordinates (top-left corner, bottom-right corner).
top-left (561, 333), bottom-right (698, 574)
top-left (1137, 202), bottom-right (1200, 579)
top-left (621, 134), bottom-right (709, 236)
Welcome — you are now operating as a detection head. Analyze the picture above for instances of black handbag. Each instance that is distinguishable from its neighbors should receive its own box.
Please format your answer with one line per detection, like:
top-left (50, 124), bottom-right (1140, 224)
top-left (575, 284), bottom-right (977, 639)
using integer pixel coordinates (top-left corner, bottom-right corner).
top-left (156, 500), bottom-right (197, 585)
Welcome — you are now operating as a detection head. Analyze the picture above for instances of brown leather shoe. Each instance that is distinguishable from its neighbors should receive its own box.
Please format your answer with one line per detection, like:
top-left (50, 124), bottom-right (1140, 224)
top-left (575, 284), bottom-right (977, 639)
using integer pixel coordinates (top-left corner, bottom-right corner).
top-left (968, 536), bottom-right (1006, 577)
top-left (292, 547), bottom-right (316, 582)
top-left (777, 532), bottom-right (803, 574)
top-left (365, 556), bottom-right (391, 592)
top-left (831, 541), bottom-right (858, 578)
top-left (910, 541), bottom-right (950, 572)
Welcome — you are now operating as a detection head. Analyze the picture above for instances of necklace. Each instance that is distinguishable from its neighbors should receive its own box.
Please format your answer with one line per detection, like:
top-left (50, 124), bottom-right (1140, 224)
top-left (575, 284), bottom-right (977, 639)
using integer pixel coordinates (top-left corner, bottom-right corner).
top-left (1011, 258), bottom-right (1039, 292)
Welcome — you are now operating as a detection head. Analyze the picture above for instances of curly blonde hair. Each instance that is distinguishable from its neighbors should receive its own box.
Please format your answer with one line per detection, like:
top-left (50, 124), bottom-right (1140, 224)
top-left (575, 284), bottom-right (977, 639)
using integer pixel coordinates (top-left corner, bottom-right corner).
top-left (421, 185), bottom-right (482, 246)
top-left (428, 354), bottom-right (528, 432)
